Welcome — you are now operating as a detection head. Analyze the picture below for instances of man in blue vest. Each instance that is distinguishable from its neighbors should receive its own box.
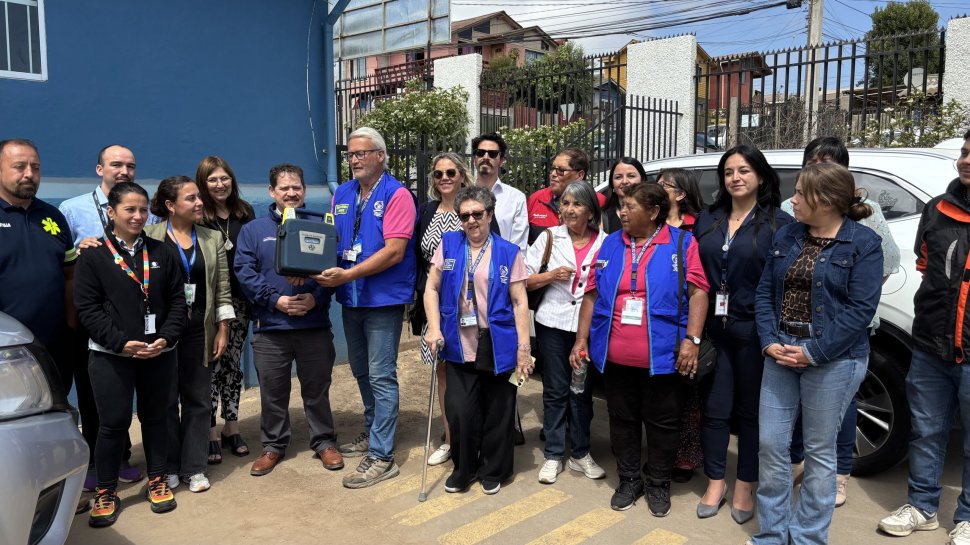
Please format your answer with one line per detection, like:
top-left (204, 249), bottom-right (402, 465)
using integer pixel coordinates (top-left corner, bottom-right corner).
top-left (315, 127), bottom-right (417, 488)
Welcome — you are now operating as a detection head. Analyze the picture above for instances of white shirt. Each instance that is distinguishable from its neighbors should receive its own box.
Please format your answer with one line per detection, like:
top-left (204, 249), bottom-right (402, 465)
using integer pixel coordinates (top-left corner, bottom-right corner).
top-left (525, 225), bottom-right (606, 332)
top-left (487, 179), bottom-right (529, 252)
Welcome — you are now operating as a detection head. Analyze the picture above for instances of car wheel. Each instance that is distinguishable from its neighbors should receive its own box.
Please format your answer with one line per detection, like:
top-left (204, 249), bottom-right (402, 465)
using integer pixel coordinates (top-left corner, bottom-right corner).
top-left (852, 338), bottom-right (911, 476)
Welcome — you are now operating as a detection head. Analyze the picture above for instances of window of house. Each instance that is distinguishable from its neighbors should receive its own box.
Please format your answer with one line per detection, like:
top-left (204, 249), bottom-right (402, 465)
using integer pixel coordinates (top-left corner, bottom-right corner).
top-left (525, 50), bottom-right (545, 64)
top-left (1, 0), bottom-right (47, 81)
top-left (351, 57), bottom-right (367, 78)
top-left (541, 41), bottom-right (550, 51)
top-left (457, 28), bottom-right (472, 41)
top-left (406, 49), bottom-right (425, 63)
top-left (473, 21), bottom-right (490, 34)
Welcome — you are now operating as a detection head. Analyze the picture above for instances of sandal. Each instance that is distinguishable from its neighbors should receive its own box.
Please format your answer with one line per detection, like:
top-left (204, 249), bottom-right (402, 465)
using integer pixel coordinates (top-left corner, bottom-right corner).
top-left (207, 440), bottom-right (222, 464)
top-left (222, 433), bottom-right (250, 457)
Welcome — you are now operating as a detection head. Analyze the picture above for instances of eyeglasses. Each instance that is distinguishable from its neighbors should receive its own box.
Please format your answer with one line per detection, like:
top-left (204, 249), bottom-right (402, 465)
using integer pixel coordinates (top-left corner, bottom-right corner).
top-left (432, 169), bottom-right (458, 180)
top-left (551, 166), bottom-right (579, 176)
top-left (343, 149), bottom-right (380, 161)
top-left (459, 210), bottom-right (489, 223)
top-left (474, 149), bottom-right (500, 158)
top-left (657, 179), bottom-right (678, 190)
top-left (206, 176), bottom-right (232, 185)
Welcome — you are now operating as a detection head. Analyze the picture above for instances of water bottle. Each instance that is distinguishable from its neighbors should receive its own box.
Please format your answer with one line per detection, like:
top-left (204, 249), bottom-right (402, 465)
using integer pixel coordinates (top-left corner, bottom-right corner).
top-left (570, 350), bottom-right (590, 394)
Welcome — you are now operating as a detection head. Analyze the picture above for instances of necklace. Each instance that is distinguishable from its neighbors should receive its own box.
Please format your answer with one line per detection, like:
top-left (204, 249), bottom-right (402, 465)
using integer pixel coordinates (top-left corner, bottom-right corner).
top-left (211, 213), bottom-right (234, 251)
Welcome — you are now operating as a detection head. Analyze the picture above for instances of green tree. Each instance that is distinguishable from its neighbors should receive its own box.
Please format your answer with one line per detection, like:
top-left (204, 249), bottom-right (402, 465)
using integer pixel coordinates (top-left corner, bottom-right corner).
top-left (865, 0), bottom-right (941, 87)
top-left (483, 42), bottom-right (594, 114)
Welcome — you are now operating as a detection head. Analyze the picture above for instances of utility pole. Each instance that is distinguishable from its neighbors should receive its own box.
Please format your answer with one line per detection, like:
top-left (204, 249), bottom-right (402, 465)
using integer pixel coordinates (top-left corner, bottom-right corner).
top-left (804, 0), bottom-right (824, 144)
top-left (324, 0), bottom-right (352, 196)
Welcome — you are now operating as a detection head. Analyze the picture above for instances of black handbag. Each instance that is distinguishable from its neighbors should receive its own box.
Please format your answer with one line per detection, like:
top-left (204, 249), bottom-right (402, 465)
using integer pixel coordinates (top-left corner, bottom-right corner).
top-left (675, 229), bottom-right (717, 381)
top-left (527, 229), bottom-right (554, 311)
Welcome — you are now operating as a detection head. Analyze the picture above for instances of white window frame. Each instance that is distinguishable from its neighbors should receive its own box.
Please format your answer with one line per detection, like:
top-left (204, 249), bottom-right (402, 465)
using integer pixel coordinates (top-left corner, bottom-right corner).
top-left (1, 0), bottom-right (48, 82)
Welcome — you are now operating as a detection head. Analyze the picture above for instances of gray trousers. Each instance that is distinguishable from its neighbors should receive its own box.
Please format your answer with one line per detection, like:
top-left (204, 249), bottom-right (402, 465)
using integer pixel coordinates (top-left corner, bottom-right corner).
top-left (251, 328), bottom-right (337, 455)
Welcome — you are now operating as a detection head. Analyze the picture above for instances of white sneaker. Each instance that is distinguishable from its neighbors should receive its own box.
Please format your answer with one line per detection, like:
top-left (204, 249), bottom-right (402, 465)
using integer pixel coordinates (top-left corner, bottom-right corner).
top-left (878, 504), bottom-right (939, 536)
top-left (428, 444), bottom-right (451, 466)
top-left (568, 453), bottom-right (606, 479)
top-left (187, 473), bottom-right (210, 493)
top-left (164, 473), bottom-right (180, 490)
top-left (951, 521), bottom-right (970, 545)
top-left (835, 474), bottom-right (849, 507)
top-left (538, 459), bottom-right (563, 484)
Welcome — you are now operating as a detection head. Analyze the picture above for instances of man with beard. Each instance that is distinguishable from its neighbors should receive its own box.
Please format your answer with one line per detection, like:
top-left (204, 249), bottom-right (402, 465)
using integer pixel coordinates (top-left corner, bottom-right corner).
top-left (59, 144), bottom-right (146, 491)
top-left (472, 133), bottom-right (528, 253)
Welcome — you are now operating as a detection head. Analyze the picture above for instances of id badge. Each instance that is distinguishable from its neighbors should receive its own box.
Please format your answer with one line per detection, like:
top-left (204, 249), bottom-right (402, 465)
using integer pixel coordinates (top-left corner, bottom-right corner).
top-left (344, 249), bottom-right (358, 262)
top-left (620, 296), bottom-right (644, 326)
top-left (184, 283), bottom-right (197, 306)
top-left (715, 291), bottom-right (729, 317)
top-left (144, 314), bottom-right (157, 334)
top-left (459, 310), bottom-right (477, 327)
top-left (352, 242), bottom-right (362, 255)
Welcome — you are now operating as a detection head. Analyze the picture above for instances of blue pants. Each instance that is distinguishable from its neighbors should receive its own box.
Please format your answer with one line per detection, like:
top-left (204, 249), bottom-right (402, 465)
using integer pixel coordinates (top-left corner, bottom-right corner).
top-left (535, 322), bottom-right (594, 461)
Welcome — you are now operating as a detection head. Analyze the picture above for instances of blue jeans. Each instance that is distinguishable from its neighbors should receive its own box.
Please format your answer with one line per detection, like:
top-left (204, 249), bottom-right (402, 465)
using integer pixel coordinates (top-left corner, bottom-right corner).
top-left (755, 333), bottom-right (866, 545)
top-left (790, 398), bottom-right (857, 475)
top-left (535, 322), bottom-right (594, 461)
top-left (905, 346), bottom-right (970, 523)
top-left (342, 305), bottom-right (404, 461)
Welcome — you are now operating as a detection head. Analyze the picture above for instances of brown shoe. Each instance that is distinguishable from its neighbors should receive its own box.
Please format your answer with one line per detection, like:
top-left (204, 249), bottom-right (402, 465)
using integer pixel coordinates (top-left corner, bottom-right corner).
top-left (250, 451), bottom-right (282, 476)
top-left (319, 447), bottom-right (344, 471)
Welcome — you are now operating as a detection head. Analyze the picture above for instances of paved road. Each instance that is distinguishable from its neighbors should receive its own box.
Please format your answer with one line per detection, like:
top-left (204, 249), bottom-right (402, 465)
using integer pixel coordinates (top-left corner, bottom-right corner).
top-left (65, 341), bottom-right (965, 545)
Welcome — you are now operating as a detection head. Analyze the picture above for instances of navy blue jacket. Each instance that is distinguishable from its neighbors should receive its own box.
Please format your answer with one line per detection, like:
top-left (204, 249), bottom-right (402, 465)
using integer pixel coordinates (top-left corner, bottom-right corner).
top-left (755, 219), bottom-right (883, 364)
top-left (234, 205), bottom-right (332, 332)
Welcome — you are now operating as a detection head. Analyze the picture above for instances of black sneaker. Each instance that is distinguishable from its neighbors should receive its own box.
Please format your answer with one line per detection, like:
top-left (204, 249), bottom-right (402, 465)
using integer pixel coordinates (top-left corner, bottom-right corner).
top-left (611, 478), bottom-right (644, 511)
top-left (646, 481), bottom-right (672, 517)
top-left (444, 473), bottom-right (472, 493)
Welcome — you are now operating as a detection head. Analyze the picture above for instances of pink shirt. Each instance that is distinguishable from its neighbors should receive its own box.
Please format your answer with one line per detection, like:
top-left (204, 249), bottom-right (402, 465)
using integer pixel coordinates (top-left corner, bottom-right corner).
top-left (382, 187), bottom-right (417, 239)
top-left (431, 241), bottom-right (527, 361)
top-left (572, 235), bottom-right (597, 293)
top-left (586, 228), bottom-right (709, 368)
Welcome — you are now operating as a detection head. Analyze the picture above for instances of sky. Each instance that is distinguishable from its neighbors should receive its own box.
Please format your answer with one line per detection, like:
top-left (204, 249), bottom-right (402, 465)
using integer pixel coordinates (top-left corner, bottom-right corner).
top-left (449, 0), bottom-right (968, 58)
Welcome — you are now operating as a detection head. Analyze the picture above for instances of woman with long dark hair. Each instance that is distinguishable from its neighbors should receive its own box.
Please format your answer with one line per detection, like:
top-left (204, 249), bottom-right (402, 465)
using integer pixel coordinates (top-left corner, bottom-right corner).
top-left (602, 157), bottom-right (647, 234)
top-left (693, 145), bottom-right (792, 523)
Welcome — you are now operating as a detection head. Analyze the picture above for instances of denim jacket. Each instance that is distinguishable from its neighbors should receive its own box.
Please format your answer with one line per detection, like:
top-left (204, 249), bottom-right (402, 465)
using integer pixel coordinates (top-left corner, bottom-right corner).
top-left (755, 218), bottom-right (883, 364)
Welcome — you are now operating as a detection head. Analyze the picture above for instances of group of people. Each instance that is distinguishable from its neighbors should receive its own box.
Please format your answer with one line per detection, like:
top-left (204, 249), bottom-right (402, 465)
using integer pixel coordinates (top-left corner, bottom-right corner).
top-left (2, 127), bottom-right (970, 545)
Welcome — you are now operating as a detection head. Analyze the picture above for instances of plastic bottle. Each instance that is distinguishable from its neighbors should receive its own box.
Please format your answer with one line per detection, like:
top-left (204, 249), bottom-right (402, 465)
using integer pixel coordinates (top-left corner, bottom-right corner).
top-left (571, 350), bottom-right (590, 394)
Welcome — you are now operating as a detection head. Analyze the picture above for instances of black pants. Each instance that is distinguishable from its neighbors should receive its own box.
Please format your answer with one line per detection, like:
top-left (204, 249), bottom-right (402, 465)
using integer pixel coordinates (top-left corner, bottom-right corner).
top-left (604, 361), bottom-right (684, 484)
top-left (89, 350), bottom-right (176, 489)
top-left (445, 361), bottom-right (516, 486)
top-left (167, 316), bottom-right (210, 477)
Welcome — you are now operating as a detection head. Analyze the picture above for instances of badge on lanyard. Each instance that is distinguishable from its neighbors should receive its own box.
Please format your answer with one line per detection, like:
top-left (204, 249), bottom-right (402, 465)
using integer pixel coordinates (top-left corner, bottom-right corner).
top-left (715, 289), bottom-right (729, 317)
top-left (144, 313), bottom-right (157, 334)
top-left (621, 296), bottom-right (644, 326)
top-left (345, 240), bottom-right (363, 262)
top-left (184, 283), bottom-right (197, 306)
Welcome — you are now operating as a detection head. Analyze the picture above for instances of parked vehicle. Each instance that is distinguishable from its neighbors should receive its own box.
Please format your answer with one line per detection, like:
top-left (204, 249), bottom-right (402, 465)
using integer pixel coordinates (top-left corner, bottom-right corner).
top-left (0, 312), bottom-right (88, 545)
top-left (598, 148), bottom-right (960, 476)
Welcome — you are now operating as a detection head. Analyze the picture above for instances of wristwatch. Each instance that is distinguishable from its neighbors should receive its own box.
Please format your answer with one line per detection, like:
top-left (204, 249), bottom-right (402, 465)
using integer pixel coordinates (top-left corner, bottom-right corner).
top-left (685, 335), bottom-right (702, 345)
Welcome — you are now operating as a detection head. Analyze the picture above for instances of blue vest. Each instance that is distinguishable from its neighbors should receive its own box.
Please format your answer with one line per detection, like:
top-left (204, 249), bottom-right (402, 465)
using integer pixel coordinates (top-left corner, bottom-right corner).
top-left (332, 172), bottom-right (416, 307)
top-left (438, 231), bottom-right (519, 374)
top-left (589, 226), bottom-right (691, 375)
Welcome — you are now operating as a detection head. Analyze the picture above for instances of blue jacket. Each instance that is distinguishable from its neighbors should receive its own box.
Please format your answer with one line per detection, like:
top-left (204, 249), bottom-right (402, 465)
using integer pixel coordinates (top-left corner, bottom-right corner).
top-left (589, 226), bottom-right (691, 375)
top-left (234, 205), bottom-right (332, 332)
top-left (332, 172), bottom-right (416, 307)
top-left (438, 231), bottom-right (519, 374)
top-left (755, 219), bottom-right (883, 364)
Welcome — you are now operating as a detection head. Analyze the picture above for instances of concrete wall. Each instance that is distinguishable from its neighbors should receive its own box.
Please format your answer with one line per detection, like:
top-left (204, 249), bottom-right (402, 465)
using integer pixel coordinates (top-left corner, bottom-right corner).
top-left (434, 54), bottom-right (482, 152)
top-left (626, 35), bottom-right (697, 158)
top-left (2, 0), bottom-right (328, 186)
top-left (946, 17), bottom-right (970, 115)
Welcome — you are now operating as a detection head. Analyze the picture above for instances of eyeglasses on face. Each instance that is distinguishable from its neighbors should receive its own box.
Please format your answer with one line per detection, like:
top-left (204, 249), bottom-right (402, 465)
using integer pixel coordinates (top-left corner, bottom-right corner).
top-left (657, 178), bottom-right (679, 190)
top-left (459, 210), bottom-right (488, 223)
top-left (206, 176), bottom-right (232, 185)
top-left (551, 166), bottom-right (579, 176)
top-left (432, 168), bottom-right (458, 180)
top-left (343, 149), bottom-right (380, 161)
top-left (474, 149), bottom-right (500, 158)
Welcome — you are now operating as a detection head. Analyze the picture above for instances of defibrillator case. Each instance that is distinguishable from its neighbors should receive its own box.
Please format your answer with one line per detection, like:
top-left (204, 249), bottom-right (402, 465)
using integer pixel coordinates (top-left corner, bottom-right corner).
top-left (274, 208), bottom-right (337, 277)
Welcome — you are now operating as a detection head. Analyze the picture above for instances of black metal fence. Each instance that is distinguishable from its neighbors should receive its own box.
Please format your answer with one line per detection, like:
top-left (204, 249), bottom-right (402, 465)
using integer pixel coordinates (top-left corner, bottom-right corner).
top-left (694, 29), bottom-right (947, 152)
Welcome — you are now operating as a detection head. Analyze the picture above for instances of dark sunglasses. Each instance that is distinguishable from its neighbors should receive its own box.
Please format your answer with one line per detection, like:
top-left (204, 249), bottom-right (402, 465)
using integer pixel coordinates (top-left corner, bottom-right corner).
top-left (432, 169), bottom-right (458, 180)
top-left (459, 210), bottom-right (489, 223)
top-left (474, 149), bottom-right (500, 158)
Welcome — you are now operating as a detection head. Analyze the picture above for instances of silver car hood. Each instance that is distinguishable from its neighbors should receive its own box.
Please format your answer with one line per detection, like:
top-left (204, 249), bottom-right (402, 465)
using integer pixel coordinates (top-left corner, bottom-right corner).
top-left (0, 312), bottom-right (34, 347)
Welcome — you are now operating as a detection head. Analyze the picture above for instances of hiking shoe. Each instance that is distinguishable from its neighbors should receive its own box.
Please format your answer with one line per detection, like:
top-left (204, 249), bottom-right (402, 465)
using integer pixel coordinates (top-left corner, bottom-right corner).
top-left (428, 444), bottom-right (452, 466)
top-left (950, 520), bottom-right (970, 545)
top-left (147, 476), bottom-right (177, 514)
top-left (342, 456), bottom-right (400, 489)
top-left (835, 474), bottom-right (849, 507)
top-left (647, 481), bottom-right (672, 517)
top-left (118, 461), bottom-right (144, 483)
top-left (88, 488), bottom-right (120, 528)
top-left (444, 473), bottom-right (472, 493)
top-left (163, 473), bottom-right (180, 490)
top-left (878, 504), bottom-right (939, 536)
top-left (538, 459), bottom-right (563, 484)
top-left (338, 432), bottom-right (370, 458)
top-left (611, 478), bottom-right (645, 511)
top-left (568, 453), bottom-right (606, 479)
top-left (481, 480), bottom-right (501, 495)
top-left (186, 473), bottom-right (210, 493)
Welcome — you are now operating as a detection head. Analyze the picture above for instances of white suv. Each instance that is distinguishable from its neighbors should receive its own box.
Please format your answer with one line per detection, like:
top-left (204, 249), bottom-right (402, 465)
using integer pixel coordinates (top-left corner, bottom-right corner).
top-left (619, 148), bottom-right (960, 476)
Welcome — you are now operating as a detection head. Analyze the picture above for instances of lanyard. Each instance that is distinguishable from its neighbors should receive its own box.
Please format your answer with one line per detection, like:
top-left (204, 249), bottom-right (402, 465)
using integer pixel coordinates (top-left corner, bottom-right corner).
top-left (91, 190), bottom-right (109, 230)
top-left (629, 226), bottom-right (661, 294)
top-left (104, 236), bottom-right (150, 302)
top-left (465, 236), bottom-right (491, 300)
top-left (168, 222), bottom-right (198, 280)
top-left (353, 176), bottom-right (382, 243)
top-left (719, 208), bottom-right (755, 289)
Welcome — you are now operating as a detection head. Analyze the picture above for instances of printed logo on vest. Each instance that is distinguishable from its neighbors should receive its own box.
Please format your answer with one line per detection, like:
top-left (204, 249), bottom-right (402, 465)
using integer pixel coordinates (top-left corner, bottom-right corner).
top-left (596, 259), bottom-right (608, 269)
top-left (335, 204), bottom-right (349, 215)
top-left (373, 200), bottom-right (385, 218)
top-left (443, 258), bottom-right (456, 271)
top-left (499, 265), bottom-right (509, 284)
top-left (671, 253), bottom-right (679, 272)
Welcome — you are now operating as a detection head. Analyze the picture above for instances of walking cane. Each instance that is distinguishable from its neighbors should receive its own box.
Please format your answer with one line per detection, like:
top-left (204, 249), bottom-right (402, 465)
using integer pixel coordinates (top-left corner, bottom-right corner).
top-left (419, 339), bottom-right (445, 502)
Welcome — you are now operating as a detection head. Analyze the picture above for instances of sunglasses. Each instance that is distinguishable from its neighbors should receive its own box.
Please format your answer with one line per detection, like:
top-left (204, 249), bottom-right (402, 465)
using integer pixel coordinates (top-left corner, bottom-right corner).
top-left (459, 210), bottom-right (488, 223)
top-left (432, 169), bottom-right (458, 180)
top-left (474, 149), bottom-right (500, 158)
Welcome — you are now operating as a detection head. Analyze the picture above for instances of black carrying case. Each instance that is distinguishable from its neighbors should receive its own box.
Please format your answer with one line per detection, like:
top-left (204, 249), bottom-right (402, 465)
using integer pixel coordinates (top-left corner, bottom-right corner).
top-left (274, 208), bottom-right (337, 277)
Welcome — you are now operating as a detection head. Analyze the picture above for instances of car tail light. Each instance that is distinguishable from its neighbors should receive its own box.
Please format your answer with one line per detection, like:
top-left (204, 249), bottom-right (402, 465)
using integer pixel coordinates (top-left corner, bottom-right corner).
top-left (0, 346), bottom-right (53, 420)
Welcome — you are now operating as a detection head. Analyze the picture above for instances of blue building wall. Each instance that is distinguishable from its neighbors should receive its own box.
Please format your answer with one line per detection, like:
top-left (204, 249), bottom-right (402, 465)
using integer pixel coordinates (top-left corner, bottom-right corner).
top-left (2, 0), bottom-right (329, 185)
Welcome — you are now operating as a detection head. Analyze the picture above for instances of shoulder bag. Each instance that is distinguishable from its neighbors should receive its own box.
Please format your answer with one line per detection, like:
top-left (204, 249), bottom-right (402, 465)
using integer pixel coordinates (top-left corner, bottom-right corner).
top-left (675, 229), bottom-right (717, 381)
top-left (527, 229), bottom-right (554, 311)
